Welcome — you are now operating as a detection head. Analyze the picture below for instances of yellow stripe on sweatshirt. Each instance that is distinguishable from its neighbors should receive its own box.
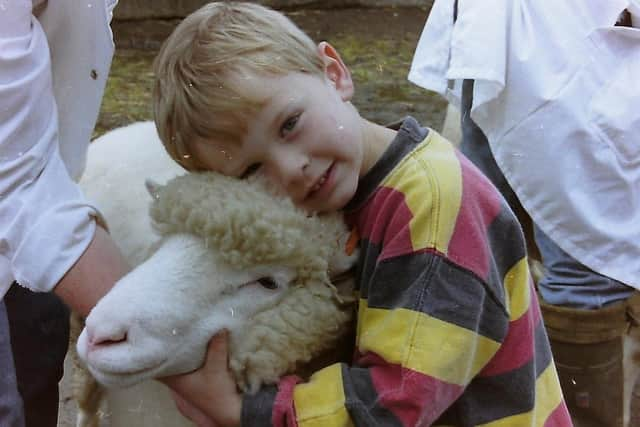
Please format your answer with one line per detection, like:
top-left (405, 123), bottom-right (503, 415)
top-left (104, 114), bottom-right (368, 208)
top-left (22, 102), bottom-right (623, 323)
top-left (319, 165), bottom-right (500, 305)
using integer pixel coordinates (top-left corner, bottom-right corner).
top-left (357, 301), bottom-right (501, 386)
top-left (503, 257), bottom-right (532, 321)
top-left (381, 131), bottom-right (463, 255)
top-left (293, 363), bottom-right (355, 427)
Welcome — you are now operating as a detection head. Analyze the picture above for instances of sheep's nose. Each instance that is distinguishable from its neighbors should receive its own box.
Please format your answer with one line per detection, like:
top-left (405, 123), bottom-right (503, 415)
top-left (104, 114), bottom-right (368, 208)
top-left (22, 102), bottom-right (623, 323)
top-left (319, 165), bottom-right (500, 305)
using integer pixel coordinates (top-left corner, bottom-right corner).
top-left (86, 322), bottom-right (128, 348)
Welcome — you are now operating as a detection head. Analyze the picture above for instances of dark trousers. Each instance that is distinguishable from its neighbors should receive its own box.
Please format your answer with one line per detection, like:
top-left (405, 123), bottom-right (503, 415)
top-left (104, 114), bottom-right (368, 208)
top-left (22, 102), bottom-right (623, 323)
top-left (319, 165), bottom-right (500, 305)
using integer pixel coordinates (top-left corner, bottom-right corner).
top-left (0, 300), bottom-right (24, 427)
top-left (4, 283), bottom-right (70, 427)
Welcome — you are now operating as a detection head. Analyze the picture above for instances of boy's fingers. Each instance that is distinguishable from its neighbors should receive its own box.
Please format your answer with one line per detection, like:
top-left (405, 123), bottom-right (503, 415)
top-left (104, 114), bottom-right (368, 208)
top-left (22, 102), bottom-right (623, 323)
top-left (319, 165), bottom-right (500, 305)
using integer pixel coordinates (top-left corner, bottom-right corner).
top-left (207, 329), bottom-right (229, 360)
top-left (160, 330), bottom-right (230, 390)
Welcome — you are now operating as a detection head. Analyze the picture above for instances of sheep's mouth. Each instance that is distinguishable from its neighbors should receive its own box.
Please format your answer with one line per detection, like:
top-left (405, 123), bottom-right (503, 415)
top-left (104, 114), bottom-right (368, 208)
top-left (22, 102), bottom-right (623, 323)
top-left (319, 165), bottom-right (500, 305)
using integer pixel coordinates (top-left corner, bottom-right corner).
top-left (86, 343), bottom-right (169, 379)
top-left (88, 358), bottom-right (169, 388)
top-left (90, 354), bottom-right (168, 376)
top-left (94, 360), bottom-right (166, 376)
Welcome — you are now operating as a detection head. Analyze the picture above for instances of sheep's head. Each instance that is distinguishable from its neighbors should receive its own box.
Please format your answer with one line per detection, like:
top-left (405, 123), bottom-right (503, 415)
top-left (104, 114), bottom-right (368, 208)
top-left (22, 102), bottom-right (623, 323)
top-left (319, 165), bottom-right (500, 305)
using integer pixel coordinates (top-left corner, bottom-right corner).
top-left (77, 172), bottom-right (356, 388)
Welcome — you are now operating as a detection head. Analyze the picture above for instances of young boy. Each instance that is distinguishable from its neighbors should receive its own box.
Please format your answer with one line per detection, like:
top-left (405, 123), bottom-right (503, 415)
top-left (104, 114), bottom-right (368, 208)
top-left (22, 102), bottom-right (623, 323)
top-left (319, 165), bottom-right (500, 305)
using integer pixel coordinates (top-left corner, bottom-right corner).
top-left (152, 3), bottom-right (571, 426)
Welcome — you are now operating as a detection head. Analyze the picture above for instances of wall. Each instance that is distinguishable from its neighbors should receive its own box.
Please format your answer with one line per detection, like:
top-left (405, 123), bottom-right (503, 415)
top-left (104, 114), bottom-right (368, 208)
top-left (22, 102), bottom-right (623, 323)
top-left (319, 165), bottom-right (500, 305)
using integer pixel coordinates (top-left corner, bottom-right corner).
top-left (114, 0), bottom-right (430, 20)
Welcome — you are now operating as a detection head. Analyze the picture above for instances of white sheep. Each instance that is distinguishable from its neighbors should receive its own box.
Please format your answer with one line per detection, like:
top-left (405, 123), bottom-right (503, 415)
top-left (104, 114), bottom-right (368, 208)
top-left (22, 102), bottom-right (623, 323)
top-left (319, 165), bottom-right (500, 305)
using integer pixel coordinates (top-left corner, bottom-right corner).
top-left (73, 121), bottom-right (357, 426)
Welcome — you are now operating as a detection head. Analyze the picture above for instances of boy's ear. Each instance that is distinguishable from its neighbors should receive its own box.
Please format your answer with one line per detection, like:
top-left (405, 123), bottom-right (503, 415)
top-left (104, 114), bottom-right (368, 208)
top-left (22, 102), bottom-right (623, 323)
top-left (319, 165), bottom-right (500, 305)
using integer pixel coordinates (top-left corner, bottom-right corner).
top-left (317, 41), bottom-right (354, 101)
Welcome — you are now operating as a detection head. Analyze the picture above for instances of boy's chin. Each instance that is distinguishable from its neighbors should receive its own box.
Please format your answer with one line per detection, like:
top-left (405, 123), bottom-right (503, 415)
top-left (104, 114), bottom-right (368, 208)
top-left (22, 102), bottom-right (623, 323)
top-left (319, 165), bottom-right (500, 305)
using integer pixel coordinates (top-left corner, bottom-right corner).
top-left (305, 197), bottom-right (351, 215)
top-left (301, 173), bottom-right (357, 214)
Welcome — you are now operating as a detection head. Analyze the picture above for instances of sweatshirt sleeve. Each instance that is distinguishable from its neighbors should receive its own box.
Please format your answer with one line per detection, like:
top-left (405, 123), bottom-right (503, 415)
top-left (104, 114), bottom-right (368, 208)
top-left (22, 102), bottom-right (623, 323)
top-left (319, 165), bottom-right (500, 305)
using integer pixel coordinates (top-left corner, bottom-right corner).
top-left (241, 255), bottom-right (510, 427)
top-left (240, 272), bottom-right (512, 426)
top-left (0, 2), bottom-right (98, 294)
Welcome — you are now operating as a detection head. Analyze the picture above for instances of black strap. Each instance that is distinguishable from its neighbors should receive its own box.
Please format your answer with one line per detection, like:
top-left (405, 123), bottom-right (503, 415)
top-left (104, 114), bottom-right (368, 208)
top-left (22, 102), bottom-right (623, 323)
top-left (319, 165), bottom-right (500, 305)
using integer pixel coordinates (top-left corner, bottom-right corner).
top-left (453, 0), bottom-right (458, 23)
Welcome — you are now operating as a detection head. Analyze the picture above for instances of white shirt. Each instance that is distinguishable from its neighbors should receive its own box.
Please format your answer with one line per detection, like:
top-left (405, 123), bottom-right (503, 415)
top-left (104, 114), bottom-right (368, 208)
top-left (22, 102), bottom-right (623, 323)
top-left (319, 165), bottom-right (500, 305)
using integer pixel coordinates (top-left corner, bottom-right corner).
top-left (0, 0), bottom-right (116, 295)
top-left (409, 0), bottom-right (640, 289)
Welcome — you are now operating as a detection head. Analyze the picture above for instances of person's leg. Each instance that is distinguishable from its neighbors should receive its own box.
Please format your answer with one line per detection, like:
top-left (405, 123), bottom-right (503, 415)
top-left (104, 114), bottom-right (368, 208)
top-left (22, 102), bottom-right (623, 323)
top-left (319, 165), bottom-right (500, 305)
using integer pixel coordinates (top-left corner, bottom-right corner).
top-left (626, 295), bottom-right (640, 427)
top-left (534, 226), bottom-right (635, 427)
top-left (541, 299), bottom-right (627, 427)
top-left (534, 226), bottom-right (634, 309)
top-left (4, 283), bottom-right (70, 427)
top-left (0, 299), bottom-right (25, 427)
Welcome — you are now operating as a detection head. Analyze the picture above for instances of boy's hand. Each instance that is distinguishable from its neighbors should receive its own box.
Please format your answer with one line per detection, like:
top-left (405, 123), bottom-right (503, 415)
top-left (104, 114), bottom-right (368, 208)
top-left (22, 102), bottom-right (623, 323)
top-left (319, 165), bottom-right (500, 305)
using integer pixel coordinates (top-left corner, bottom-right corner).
top-left (161, 331), bottom-right (242, 427)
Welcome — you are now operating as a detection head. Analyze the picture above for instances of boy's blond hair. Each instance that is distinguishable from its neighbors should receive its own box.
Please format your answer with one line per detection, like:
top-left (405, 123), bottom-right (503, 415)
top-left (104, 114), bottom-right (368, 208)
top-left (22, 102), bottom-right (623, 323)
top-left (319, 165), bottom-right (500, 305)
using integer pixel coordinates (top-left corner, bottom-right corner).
top-left (152, 2), bottom-right (324, 170)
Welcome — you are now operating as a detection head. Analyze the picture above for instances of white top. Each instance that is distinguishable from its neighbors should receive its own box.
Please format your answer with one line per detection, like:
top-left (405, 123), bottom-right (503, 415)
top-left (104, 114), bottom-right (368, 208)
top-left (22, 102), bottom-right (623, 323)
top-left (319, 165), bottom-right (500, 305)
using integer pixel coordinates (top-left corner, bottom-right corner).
top-left (409, 0), bottom-right (640, 289)
top-left (0, 0), bottom-right (116, 295)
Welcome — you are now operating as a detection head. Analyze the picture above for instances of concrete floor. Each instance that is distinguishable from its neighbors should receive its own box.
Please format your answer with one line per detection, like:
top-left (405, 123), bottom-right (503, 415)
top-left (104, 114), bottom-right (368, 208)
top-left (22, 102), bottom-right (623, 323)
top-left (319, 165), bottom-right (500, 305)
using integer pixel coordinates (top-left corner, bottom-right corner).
top-left (58, 355), bottom-right (80, 427)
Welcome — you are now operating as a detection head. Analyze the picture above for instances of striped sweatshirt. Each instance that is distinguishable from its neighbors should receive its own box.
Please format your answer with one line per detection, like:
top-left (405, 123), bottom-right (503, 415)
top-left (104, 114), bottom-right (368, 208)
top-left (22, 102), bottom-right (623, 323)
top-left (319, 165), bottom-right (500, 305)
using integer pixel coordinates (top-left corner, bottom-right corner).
top-left (241, 117), bottom-right (571, 427)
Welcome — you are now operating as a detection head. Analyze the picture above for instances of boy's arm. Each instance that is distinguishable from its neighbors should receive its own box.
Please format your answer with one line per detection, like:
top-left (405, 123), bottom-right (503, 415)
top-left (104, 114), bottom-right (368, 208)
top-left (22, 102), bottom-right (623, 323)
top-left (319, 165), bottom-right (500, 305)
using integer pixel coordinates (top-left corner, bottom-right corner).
top-left (243, 258), bottom-right (512, 426)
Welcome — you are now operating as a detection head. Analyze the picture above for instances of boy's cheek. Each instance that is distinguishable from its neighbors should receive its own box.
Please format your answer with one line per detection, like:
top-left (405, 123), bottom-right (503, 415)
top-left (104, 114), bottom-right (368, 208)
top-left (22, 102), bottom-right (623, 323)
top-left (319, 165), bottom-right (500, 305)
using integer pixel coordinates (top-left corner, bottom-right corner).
top-left (253, 172), bottom-right (290, 199)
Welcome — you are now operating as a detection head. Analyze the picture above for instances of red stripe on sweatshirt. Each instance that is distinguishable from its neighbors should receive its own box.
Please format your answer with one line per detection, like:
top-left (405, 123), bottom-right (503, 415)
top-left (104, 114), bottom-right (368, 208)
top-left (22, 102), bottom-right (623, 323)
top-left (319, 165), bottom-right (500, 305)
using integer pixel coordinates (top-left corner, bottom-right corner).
top-left (544, 400), bottom-right (573, 427)
top-left (479, 283), bottom-right (542, 376)
top-left (272, 375), bottom-right (302, 427)
top-left (357, 352), bottom-right (464, 426)
top-left (447, 152), bottom-right (502, 281)
top-left (348, 187), bottom-right (416, 260)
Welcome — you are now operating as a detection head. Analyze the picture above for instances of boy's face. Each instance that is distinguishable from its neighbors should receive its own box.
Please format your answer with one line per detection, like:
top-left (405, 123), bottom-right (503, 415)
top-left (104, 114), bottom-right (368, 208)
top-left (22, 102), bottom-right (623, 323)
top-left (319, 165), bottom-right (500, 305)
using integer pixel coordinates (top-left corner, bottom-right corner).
top-left (191, 43), bottom-right (364, 214)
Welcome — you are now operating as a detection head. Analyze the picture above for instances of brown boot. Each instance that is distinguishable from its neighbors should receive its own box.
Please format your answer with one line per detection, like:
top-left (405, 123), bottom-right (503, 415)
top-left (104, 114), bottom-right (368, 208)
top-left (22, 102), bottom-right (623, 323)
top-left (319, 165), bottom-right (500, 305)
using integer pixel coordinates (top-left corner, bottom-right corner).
top-left (625, 294), bottom-right (640, 427)
top-left (541, 300), bottom-right (627, 427)
top-left (630, 372), bottom-right (640, 427)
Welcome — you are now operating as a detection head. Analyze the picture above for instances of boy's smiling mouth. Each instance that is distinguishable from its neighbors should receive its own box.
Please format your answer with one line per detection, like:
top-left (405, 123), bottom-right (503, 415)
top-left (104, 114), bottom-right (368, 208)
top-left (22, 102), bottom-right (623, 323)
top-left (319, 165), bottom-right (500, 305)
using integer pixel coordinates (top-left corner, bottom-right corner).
top-left (311, 173), bottom-right (328, 192)
top-left (306, 163), bottom-right (335, 201)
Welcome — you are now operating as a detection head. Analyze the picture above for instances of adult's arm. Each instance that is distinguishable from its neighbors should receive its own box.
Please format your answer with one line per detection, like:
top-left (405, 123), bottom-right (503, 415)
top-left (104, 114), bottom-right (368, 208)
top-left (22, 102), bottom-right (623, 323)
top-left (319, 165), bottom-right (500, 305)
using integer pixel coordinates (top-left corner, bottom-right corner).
top-left (0, 2), bottom-right (128, 315)
top-left (54, 226), bottom-right (129, 317)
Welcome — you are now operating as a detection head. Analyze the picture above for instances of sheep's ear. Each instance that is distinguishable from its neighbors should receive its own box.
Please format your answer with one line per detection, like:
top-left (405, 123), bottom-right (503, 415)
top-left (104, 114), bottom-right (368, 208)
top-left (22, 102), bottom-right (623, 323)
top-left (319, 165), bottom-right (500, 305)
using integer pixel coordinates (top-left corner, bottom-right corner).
top-left (145, 179), bottom-right (161, 200)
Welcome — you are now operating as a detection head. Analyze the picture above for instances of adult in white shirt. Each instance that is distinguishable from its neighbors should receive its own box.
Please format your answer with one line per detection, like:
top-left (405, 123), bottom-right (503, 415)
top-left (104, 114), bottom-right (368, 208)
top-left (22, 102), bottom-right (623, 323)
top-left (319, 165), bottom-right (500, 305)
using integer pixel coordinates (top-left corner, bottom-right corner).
top-left (410, 1), bottom-right (640, 425)
top-left (0, 1), bottom-right (129, 425)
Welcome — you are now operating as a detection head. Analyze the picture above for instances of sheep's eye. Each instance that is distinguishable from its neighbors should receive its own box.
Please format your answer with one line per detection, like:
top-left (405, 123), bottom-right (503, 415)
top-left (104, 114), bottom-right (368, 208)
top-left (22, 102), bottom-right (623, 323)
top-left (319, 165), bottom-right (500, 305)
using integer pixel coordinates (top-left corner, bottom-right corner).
top-left (257, 277), bottom-right (278, 290)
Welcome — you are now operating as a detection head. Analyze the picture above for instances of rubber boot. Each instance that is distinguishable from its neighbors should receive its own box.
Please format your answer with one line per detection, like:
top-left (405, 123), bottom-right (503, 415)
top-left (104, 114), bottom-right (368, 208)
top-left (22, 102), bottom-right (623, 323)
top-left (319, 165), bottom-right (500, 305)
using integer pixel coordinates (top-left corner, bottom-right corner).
top-left (630, 374), bottom-right (640, 427)
top-left (541, 300), bottom-right (627, 427)
top-left (626, 294), bottom-right (640, 427)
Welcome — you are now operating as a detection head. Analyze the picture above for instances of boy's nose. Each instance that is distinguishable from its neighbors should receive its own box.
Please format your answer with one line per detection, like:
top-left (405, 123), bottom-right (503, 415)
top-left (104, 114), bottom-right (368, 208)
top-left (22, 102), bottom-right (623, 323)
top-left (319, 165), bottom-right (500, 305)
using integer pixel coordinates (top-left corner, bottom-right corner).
top-left (268, 149), bottom-right (310, 195)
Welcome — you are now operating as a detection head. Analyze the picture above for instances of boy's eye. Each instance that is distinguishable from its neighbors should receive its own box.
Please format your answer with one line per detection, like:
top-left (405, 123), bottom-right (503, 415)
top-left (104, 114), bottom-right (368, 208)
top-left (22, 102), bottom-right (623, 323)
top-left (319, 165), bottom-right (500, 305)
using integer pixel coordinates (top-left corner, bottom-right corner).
top-left (280, 113), bottom-right (300, 137)
top-left (240, 163), bottom-right (261, 179)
